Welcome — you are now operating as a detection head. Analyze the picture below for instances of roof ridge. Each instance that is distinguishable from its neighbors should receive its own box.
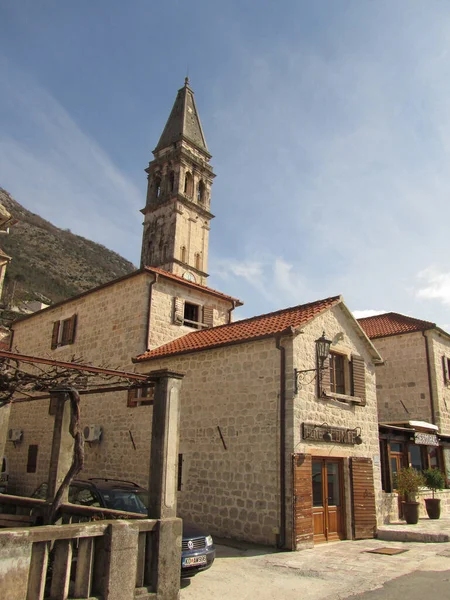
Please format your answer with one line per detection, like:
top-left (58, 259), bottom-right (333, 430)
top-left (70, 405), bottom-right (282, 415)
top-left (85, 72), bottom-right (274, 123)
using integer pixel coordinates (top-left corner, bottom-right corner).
top-left (358, 311), bottom-right (436, 327)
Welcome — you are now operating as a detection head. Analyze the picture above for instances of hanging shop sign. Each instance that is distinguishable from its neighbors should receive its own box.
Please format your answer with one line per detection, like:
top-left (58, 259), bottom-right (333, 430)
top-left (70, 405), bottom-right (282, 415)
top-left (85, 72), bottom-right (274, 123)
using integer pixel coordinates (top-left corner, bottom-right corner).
top-left (414, 432), bottom-right (439, 447)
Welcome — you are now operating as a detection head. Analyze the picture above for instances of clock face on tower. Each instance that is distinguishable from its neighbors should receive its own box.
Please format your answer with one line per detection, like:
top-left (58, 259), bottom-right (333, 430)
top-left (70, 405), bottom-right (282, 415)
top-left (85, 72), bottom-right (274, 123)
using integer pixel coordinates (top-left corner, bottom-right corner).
top-left (182, 271), bottom-right (196, 283)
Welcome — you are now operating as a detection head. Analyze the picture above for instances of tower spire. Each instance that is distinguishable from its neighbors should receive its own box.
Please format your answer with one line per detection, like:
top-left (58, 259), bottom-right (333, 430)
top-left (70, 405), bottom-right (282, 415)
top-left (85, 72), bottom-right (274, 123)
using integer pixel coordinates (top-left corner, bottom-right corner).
top-left (140, 81), bottom-right (215, 285)
top-left (154, 79), bottom-right (209, 155)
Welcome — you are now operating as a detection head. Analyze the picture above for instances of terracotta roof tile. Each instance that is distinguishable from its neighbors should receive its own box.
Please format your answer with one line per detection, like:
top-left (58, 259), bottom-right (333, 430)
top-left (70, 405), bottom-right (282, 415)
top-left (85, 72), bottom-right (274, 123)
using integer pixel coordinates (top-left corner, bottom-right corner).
top-left (135, 295), bottom-right (342, 361)
top-left (145, 266), bottom-right (243, 305)
top-left (358, 312), bottom-right (435, 339)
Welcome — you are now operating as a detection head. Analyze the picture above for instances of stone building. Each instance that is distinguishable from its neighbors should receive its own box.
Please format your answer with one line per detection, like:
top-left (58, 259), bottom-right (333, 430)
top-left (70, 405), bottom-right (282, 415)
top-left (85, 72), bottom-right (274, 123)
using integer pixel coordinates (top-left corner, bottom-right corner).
top-left (358, 312), bottom-right (450, 518)
top-left (5, 80), bottom-right (384, 549)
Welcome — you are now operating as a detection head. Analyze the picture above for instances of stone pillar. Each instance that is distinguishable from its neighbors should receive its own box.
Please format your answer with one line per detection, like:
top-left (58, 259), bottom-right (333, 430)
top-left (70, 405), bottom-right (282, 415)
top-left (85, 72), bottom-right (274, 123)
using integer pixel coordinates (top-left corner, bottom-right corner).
top-left (147, 369), bottom-right (184, 600)
top-left (102, 521), bottom-right (139, 600)
top-left (46, 389), bottom-right (75, 505)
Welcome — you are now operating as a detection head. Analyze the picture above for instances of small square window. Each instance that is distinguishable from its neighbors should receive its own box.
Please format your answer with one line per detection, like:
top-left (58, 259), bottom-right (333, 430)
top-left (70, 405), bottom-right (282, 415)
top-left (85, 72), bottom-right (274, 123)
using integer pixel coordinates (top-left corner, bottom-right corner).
top-left (127, 385), bottom-right (155, 407)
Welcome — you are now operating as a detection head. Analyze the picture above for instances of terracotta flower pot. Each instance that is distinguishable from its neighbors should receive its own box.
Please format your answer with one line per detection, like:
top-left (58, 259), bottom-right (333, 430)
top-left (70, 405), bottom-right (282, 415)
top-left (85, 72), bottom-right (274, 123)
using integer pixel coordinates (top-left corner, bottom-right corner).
top-left (402, 501), bottom-right (420, 524)
top-left (425, 498), bottom-right (441, 520)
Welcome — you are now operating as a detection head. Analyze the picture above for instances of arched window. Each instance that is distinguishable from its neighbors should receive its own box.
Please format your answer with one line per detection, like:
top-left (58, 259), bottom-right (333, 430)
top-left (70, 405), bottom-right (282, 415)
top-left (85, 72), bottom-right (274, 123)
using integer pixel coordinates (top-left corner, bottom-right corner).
top-left (169, 171), bottom-right (175, 193)
top-left (154, 176), bottom-right (161, 199)
top-left (197, 180), bottom-right (205, 203)
top-left (181, 246), bottom-right (187, 263)
top-left (195, 252), bottom-right (201, 271)
top-left (184, 172), bottom-right (193, 197)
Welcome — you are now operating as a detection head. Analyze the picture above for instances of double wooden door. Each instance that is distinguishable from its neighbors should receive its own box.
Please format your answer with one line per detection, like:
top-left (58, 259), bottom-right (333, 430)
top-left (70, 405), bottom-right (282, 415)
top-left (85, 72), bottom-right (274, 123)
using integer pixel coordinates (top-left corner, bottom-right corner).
top-left (312, 458), bottom-right (344, 543)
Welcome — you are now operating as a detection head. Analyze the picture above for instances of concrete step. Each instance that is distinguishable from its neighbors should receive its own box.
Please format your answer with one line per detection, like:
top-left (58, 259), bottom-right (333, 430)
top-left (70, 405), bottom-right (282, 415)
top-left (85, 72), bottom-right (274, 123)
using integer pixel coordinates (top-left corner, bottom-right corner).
top-left (377, 522), bottom-right (450, 543)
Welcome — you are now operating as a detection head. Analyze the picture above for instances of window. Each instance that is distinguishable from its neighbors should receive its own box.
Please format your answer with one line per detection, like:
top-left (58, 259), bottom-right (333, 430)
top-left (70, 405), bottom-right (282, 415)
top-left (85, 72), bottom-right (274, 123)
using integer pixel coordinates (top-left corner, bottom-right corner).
top-left (329, 353), bottom-right (345, 394)
top-left (169, 171), bottom-right (175, 193)
top-left (51, 314), bottom-right (77, 349)
top-left (197, 180), bottom-right (205, 203)
top-left (127, 385), bottom-right (155, 407)
top-left (154, 175), bottom-right (161, 198)
top-left (443, 356), bottom-right (450, 384)
top-left (27, 445), bottom-right (38, 473)
top-left (184, 302), bottom-right (199, 327)
top-left (180, 246), bottom-right (187, 263)
top-left (184, 172), bottom-right (193, 197)
top-left (177, 453), bottom-right (183, 491)
top-left (320, 352), bottom-right (366, 405)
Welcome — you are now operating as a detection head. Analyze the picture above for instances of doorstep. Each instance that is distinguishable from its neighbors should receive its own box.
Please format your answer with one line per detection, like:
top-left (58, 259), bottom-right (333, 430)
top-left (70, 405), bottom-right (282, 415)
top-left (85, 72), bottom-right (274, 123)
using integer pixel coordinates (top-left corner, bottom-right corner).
top-left (377, 518), bottom-right (450, 543)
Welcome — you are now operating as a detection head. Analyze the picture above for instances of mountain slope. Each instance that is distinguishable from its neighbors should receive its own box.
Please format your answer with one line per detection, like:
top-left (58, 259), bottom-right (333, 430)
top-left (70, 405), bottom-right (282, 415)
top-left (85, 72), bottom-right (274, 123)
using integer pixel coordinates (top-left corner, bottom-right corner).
top-left (0, 188), bottom-right (136, 305)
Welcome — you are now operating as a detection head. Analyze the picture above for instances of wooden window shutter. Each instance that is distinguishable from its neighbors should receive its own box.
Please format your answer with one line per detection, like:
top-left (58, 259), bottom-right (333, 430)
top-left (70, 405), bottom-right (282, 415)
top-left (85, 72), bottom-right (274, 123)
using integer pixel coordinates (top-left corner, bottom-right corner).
top-left (443, 356), bottom-right (449, 384)
top-left (318, 354), bottom-right (331, 397)
top-left (292, 454), bottom-right (313, 549)
top-left (51, 321), bottom-right (60, 349)
top-left (127, 388), bottom-right (137, 407)
top-left (351, 355), bottom-right (366, 405)
top-left (350, 457), bottom-right (377, 539)
top-left (173, 297), bottom-right (184, 324)
top-left (67, 314), bottom-right (77, 344)
top-left (203, 305), bottom-right (214, 328)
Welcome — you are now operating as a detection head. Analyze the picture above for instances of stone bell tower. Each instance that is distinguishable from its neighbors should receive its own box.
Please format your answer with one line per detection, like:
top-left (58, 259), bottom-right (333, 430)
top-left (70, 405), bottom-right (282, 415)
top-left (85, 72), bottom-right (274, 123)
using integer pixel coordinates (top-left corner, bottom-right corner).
top-left (140, 78), bottom-right (215, 285)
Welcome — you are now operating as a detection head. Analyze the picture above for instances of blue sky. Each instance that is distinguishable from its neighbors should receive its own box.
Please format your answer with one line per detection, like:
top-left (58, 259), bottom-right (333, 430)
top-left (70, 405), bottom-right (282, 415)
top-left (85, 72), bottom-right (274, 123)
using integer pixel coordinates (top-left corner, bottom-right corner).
top-left (2, 1), bottom-right (450, 327)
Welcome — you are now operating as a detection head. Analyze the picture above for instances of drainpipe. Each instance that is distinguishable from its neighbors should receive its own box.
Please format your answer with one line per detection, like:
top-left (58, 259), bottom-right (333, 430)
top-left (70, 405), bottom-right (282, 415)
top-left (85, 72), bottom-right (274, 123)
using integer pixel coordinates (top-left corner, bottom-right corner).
top-left (145, 274), bottom-right (158, 351)
top-left (423, 330), bottom-right (436, 425)
top-left (275, 335), bottom-right (287, 549)
top-left (227, 300), bottom-right (236, 324)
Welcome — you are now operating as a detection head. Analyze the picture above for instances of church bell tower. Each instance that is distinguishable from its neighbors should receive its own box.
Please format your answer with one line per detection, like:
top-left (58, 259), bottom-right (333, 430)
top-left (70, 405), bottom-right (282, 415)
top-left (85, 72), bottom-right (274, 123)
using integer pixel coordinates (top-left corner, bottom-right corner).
top-left (140, 78), bottom-right (215, 285)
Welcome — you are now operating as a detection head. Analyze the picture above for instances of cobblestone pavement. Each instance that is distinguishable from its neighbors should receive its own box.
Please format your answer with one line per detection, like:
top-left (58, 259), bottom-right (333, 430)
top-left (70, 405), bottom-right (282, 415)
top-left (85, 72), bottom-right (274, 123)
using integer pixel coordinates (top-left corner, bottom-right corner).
top-left (180, 538), bottom-right (450, 600)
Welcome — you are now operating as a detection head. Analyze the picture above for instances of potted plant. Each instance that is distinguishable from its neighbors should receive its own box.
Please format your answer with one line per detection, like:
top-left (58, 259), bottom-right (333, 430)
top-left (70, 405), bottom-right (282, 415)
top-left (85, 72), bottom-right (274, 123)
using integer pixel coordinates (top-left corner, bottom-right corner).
top-left (423, 468), bottom-right (445, 519)
top-left (395, 467), bottom-right (425, 524)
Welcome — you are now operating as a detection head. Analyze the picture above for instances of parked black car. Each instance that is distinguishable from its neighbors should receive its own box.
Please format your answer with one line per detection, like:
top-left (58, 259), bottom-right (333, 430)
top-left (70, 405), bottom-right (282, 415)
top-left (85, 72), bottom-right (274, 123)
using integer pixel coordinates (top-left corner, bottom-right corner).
top-left (32, 478), bottom-right (215, 576)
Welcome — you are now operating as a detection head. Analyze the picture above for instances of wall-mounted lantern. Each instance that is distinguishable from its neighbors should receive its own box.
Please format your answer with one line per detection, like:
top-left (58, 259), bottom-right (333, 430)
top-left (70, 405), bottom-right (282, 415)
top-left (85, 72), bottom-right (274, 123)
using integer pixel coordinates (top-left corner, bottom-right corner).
top-left (294, 331), bottom-right (332, 394)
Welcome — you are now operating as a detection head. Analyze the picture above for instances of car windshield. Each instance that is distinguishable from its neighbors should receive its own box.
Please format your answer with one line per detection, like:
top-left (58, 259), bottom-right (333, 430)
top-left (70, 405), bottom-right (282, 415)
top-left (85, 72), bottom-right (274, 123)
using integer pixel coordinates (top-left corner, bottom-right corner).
top-left (101, 489), bottom-right (147, 514)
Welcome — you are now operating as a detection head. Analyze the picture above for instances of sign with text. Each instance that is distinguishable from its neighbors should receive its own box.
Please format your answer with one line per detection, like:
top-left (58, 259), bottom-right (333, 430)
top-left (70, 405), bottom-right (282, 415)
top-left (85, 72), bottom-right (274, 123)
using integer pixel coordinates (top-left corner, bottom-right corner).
top-left (414, 432), bottom-right (439, 447)
top-left (302, 422), bottom-right (359, 445)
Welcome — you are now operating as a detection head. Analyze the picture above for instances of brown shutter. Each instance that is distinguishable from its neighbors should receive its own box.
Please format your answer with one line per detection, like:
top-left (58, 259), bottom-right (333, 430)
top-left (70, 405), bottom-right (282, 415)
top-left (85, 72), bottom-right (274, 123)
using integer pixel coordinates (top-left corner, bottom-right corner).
top-left (352, 355), bottom-right (366, 405)
top-left (67, 314), bottom-right (77, 344)
top-left (127, 388), bottom-right (137, 407)
top-left (318, 355), bottom-right (331, 397)
top-left (51, 321), bottom-right (60, 349)
top-left (173, 297), bottom-right (184, 324)
top-left (203, 305), bottom-right (214, 328)
top-left (350, 457), bottom-right (377, 539)
top-left (443, 356), bottom-right (449, 384)
top-left (292, 454), bottom-right (313, 549)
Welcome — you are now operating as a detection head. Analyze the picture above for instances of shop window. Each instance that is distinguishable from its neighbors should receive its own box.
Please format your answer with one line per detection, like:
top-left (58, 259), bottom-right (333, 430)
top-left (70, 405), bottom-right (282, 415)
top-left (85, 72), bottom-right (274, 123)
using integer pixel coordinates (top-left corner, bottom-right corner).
top-left (409, 444), bottom-right (425, 471)
top-left (128, 385), bottom-right (155, 407)
top-left (27, 445), bottom-right (38, 474)
top-left (51, 315), bottom-right (77, 349)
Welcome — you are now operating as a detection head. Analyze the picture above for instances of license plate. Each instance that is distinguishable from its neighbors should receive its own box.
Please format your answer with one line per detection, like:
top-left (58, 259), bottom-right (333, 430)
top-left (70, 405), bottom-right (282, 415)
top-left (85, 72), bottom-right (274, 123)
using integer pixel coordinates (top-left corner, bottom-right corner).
top-left (183, 555), bottom-right (207, 567)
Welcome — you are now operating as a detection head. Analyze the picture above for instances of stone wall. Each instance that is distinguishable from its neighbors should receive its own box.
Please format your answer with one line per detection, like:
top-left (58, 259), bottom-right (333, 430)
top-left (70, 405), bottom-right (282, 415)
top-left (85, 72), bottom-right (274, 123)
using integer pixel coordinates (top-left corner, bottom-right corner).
top-left (288, 305), bottom-right (383, 534)
top-left (135, 338), bottom-right (282, 547)
top-left (380, 489), bottom-right (450, 522)
top-left (148, 278), bottom-right (232, 350)
top-left (370, 331), bottom-right (432, 423)
top-left (427, 330), bottom-right (450, 435)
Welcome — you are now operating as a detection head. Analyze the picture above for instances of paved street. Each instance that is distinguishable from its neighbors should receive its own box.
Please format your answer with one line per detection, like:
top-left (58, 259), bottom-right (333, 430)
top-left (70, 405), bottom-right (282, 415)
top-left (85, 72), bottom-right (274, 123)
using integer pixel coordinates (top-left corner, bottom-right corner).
top-left (180, 538), bottom-right (450, 600)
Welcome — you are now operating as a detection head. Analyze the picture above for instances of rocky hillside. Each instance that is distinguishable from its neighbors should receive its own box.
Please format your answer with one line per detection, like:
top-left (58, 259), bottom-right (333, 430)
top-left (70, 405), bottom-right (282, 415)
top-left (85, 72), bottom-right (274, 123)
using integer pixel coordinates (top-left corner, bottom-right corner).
top-left (0, 188), bottom-right (136, 306)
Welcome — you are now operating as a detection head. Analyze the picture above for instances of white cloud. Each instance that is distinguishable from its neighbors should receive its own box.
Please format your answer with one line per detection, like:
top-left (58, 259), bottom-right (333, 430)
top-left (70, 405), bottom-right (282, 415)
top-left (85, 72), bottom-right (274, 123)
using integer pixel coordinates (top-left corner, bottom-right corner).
top-left (417, 267), bottom-right (450, 307)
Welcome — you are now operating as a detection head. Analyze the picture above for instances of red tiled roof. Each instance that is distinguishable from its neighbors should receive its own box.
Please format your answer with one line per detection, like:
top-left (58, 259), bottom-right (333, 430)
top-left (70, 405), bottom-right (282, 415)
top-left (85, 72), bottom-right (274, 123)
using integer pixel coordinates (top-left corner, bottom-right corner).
top-left (135, 295), bottom-right (342, 361)
top-left (145, 266), bottom-right (243, 306)
top-left (358, 312), bottom-right (435, 339)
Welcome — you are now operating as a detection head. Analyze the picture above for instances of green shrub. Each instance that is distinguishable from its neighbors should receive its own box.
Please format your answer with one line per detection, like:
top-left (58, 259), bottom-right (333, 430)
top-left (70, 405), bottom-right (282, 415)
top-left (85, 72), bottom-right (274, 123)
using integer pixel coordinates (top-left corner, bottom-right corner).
top-left (423, 468), bottom-right (446, 499)
top-left (395, 467), bottom-right (425, 502)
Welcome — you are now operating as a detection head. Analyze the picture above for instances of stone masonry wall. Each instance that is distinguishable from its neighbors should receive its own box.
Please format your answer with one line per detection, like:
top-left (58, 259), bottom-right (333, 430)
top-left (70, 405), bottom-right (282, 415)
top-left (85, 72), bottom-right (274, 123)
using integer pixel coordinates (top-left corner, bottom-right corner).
top-left (288, 305), bottom-right (383, 534)
top-left (148, 278), bottom-right (232, 350)
top-left (135, 338), bottom-right (282, 547)
top-left (370, 331), bottom-right (432, 424)
top-left (427, 330), bottom-right (450, 435)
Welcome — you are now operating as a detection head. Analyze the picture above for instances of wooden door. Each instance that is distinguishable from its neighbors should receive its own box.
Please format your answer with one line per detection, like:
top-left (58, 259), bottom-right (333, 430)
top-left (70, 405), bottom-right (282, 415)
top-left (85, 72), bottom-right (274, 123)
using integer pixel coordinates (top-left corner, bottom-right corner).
top-left (312, 458), bottom-right (345, 543)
